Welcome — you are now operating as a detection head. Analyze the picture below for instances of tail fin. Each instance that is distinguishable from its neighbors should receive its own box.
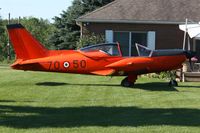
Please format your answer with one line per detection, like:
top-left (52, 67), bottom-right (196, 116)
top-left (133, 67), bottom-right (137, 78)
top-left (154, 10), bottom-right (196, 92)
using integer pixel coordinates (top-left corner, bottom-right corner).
top-left (6, 24), bottom-right (48, 60)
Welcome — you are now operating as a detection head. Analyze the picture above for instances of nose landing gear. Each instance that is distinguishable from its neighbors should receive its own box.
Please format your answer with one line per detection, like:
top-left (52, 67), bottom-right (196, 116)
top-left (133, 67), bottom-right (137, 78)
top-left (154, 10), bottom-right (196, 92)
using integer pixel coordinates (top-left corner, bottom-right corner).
top-left (121, 75), bottom-right (137, 87)
top-left (168, 71), bottom-right (178, 87)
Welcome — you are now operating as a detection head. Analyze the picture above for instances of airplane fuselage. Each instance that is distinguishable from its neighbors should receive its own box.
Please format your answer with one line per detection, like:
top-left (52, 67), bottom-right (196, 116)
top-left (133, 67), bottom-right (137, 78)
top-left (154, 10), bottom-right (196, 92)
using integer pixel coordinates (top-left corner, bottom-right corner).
top-left (12, 50), bottom-right (186, 76)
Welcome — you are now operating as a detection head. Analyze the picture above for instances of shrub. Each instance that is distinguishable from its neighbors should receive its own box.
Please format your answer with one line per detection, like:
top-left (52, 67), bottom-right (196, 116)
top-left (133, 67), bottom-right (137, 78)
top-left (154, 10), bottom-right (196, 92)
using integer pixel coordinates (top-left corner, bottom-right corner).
top-left (147, 71), bottom-right (176, 80)
top-left (76, 33), bottom-right (105, 49)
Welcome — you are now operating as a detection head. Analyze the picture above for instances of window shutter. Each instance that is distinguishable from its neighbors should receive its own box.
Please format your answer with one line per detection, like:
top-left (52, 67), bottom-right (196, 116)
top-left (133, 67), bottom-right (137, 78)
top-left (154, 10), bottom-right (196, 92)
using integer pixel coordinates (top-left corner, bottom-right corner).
top-left (105, 30), bottom-right (113, 43)
top-left (147, 31), bottom-right (156, 50)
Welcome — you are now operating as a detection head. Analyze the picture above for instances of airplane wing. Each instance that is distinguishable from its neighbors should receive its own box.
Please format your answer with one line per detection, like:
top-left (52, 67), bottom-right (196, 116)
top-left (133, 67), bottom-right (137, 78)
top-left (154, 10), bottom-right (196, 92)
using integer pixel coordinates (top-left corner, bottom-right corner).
top-left (106, 57), bottom-right (153, 74)
top-left (90, 69), bottom-right (115, 76)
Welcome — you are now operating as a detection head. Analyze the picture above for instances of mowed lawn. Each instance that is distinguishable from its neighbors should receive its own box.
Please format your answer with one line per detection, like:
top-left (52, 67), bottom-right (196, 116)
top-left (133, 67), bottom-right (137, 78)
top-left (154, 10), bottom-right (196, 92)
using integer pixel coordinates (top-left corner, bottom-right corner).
top-left (0, 65), bottom-right (200, 133)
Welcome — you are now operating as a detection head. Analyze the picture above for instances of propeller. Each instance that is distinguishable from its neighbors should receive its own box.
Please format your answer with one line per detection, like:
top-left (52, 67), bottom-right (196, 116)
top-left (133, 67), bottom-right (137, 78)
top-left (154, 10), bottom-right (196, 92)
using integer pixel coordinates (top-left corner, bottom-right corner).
top-left (184, 51), bottom-right (197, 71)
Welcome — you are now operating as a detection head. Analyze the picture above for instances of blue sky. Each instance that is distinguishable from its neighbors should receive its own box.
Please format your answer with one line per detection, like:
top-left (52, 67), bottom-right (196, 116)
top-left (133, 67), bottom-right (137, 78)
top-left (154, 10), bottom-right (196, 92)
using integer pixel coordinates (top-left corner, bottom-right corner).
top-left (0, 0), bottom-right (73, 22)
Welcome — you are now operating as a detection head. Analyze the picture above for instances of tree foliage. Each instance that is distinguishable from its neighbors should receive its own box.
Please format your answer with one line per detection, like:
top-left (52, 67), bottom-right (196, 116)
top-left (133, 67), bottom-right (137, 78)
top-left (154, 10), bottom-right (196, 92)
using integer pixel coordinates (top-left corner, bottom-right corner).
top-left (82, 0), bottom-right (114, 12)
top-left (0, 17), bottom-right (8, 61)
top-left (76, 33), bottom-right (105, 49)
top-left (50, 0), bottom-right (114, 50)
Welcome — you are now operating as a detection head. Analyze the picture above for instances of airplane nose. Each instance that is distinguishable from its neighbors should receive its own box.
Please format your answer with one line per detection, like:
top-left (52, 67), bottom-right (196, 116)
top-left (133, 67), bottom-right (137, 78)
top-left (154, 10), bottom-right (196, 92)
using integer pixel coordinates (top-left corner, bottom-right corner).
top-left (184, 51), bottom-right (197, 71)
top-left (184, 51), bottom-right (196, 59)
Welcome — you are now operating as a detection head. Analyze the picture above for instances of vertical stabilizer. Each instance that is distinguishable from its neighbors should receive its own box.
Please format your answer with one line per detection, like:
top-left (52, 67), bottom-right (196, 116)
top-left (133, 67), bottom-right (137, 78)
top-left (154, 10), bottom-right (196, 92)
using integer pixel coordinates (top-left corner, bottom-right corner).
top-left (6, 24), bottom-right (48, 60)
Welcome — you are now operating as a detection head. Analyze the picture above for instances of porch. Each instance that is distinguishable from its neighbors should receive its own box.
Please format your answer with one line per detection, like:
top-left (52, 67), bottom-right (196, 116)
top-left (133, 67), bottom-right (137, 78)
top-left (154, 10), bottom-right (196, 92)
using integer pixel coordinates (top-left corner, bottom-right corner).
top-left (183, 72), bottom-right (200, 82)
top-left (177, 61), bottom-right (200, 82)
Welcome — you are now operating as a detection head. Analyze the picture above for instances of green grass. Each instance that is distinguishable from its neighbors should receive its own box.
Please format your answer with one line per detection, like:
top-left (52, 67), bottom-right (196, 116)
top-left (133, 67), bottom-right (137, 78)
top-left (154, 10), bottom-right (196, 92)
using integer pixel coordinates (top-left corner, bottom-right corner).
top-left (0, 65), bottom-right (200, 133)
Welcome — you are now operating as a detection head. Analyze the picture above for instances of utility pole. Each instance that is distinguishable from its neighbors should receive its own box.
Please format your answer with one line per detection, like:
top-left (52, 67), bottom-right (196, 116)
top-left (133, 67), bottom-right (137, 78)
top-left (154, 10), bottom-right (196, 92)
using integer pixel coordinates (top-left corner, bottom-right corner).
top-left (182, 18), bottom-right (188, 50)
top-left (7, 13), bottom-right (11, 62)
top-left (18, 16), bottom-right (21, 23)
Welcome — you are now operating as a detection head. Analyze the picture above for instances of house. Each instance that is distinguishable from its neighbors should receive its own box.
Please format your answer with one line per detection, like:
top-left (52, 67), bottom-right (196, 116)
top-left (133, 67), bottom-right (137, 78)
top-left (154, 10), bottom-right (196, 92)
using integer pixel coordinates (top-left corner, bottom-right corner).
top-left (76, 0), bottom-right (200, 58)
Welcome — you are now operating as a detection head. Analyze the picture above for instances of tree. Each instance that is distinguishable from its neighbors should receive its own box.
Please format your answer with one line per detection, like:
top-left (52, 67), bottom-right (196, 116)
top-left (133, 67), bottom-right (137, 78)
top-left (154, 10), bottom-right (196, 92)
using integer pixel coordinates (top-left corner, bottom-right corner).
top-left (50, 0), bottom-right (84, 50)
top-left (0, 16), bottom-right (8, 61)
top-left (82, 0), bottom-right (114, 12)
top-left (50, 0), bottom-right (114, 50)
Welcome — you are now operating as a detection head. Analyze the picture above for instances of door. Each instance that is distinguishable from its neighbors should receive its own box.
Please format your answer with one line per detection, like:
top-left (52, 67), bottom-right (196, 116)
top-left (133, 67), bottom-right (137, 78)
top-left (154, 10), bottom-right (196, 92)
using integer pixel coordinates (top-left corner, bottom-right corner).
top-left (114, 32), bottom-right (130, 56)
top-left (113, 31), bottom-right (153, 57)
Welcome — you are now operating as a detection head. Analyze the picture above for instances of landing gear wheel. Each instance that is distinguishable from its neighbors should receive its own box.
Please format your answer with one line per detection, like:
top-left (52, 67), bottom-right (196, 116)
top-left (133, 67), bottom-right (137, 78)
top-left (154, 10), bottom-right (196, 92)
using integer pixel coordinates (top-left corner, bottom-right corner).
top-left (121, 77), bottom-right (134, 87)
top-left (168, 80), bottom-right (178, 87)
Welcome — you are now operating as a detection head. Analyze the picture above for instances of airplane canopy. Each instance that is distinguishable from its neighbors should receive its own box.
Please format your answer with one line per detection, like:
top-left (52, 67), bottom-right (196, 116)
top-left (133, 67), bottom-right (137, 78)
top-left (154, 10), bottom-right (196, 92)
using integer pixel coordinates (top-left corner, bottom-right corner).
top-left (80, 43), bottom-right (122, 56)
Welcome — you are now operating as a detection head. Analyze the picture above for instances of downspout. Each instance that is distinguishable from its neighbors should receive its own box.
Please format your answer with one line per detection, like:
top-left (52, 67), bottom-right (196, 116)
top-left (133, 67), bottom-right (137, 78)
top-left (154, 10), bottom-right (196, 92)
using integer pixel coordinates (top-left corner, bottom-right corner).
top-left (76, 21), bottom-right (83, 38)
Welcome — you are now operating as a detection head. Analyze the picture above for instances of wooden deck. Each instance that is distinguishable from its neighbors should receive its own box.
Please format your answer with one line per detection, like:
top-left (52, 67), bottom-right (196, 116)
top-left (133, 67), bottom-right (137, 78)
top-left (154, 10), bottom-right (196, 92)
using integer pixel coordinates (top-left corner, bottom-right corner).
top-left (183, 72), bottom-right (200, 82)
top-left (176, 61), bottom-right (200, 82)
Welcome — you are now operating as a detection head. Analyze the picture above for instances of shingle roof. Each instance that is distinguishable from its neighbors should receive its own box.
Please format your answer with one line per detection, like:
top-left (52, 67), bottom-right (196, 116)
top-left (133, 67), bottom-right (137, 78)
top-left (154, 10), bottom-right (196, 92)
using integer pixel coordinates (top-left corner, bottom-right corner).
top-left (77, 0), bottom-right (200, 24)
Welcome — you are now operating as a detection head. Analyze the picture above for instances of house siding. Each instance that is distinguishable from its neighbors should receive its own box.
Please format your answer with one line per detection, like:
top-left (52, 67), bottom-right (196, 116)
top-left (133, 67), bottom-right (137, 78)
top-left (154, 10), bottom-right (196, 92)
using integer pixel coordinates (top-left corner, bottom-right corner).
top-left (82, 23), bottom-right (185, 49)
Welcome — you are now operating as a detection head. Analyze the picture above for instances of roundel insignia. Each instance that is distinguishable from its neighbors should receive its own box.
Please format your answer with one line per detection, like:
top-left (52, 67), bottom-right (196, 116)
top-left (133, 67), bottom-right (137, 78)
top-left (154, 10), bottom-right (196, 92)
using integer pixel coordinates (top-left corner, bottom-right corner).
top-left (63, 62), bottom-right (70, 68)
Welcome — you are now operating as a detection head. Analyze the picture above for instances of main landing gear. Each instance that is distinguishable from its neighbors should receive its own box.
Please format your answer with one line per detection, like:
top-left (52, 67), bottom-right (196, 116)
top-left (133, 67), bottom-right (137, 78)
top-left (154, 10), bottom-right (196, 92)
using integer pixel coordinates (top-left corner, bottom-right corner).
top-left (121, 75), bottom-right (137, 87)
top-left (120, 72), bottom-right (178, 87)
top-left (168, 80), bottom-right (178, 87)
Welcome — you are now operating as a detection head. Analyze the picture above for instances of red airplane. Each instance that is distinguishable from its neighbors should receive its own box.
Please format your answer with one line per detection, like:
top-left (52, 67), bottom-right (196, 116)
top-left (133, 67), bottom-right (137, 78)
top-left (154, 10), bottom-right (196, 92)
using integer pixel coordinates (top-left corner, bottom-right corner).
top-left (6, 24), bottom-right (195, 87)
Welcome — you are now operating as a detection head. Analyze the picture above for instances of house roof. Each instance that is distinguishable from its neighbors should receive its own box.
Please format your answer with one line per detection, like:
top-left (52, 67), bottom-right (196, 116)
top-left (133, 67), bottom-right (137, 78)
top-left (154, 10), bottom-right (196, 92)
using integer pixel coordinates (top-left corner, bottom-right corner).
top-left (77, 0), bottom-right (200, 24)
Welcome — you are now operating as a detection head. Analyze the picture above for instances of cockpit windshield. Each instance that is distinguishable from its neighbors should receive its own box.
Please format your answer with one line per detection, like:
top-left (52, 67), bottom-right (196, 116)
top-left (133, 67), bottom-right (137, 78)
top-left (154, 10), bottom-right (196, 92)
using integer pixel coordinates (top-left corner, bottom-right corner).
top-left (80, 43), bottom-right (122, 56)
top-left (136, 43), bottom-right (186, 57)
top-left (135, 43), bottom-right (153, 57)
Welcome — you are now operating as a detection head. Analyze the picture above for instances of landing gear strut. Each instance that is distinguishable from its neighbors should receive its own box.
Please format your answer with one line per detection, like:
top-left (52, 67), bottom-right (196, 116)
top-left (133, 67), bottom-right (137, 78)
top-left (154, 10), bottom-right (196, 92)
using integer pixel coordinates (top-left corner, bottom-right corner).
top-left (168, 71), bottom-right (178, 87)
top-left (121, 75), bottom-right (137, 87)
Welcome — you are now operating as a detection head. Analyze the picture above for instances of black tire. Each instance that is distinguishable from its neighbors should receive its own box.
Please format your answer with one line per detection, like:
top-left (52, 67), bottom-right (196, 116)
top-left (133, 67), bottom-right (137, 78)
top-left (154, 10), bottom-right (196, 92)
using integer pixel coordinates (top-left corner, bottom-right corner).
top-left (168, 80), bottom-right (178, 87)
top-left (121, 77), bottom-right (134, 87)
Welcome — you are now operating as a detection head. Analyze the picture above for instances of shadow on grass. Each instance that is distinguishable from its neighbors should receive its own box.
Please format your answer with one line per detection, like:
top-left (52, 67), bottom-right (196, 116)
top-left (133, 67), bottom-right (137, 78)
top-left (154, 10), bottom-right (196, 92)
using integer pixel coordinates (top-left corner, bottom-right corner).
top-left (36, 82), bottom-right (177, 91)
top-left (134, 82), bottom-right (178, 91)
top-left (0, 100), bottom-right (34, 103)
top-left (36, 82), bottom-right (68, 86)
top-left (0, 100), bottom-right (16, 103)
top-left (0, 105), bottom-right (199, 128)
top-left (36, 82), bottom-right (120, 87)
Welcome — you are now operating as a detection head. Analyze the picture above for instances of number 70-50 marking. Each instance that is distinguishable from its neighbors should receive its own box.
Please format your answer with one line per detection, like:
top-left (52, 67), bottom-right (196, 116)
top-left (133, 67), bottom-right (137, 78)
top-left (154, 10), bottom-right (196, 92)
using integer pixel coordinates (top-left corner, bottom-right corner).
top-left (48, 60), bottom-right (86, 70)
